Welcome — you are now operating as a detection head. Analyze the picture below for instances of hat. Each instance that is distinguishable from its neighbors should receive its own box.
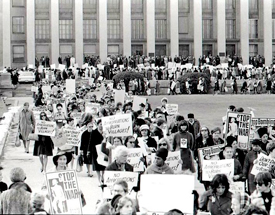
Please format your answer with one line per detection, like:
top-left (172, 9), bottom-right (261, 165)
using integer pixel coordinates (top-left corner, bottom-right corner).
top-left (140, 124), bottom-right (150, 131)
top-left (257, 127), bottom-right (268, 138)
top-left (236, 107), bottom-right (244, 113)
top-left (155, 148), bottom-right (168, 161)
top-left (251, 139), bottom-right (261, 146)
top-left (139, 103), bottom-right (145, 107)
top-left (161, 97), bottom-right (168, 103)
top-left (187, 113), bottom-right (194, 119)
top-left (211, 127), bottom-right (221, 134)
top-left (53, 151), bottom-right (72, 166)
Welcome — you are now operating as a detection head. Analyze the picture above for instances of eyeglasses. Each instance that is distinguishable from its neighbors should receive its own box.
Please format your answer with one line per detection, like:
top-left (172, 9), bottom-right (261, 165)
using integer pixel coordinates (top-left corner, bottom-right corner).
top-left (41, 115), bottom-right (46, 117)
top-left (129, 141), bottom-right (135, 144)
top-left (159, 143), bottom-right (167, 147)
top-left (254, 182), bottom-right (264, 186)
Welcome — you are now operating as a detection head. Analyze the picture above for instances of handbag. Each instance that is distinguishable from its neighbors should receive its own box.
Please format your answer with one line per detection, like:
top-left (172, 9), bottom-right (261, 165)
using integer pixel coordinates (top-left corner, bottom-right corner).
top-left (15, 134), bottom-right (21, 147)
top-left (28, 133), bottom-right (39, 141)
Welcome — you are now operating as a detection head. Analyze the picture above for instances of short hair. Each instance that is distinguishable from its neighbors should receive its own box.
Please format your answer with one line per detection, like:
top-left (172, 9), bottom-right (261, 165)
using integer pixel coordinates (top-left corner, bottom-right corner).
top-left (56, 103), bottom-right (63, 108)
top-left (254, 171), bottom-right (272, 186)
top-left (23, 102), bottom-right (29, 106)
top-left (164, 209), bottom-right (184, 215)
top-left (113, 146), bottom-right (128, 160)
top-left (175, 115), bottom-right (185, 122)
top-left (113, 180), bottom-right (128, 193)
top-left (210, 174), bottom-right (230, 196)
top-left (157, 119), bottom-right (166, 126)
top-left (10, 167), bottom-right (26, 182)
top-left (31, 192), bottom-right (45, 208)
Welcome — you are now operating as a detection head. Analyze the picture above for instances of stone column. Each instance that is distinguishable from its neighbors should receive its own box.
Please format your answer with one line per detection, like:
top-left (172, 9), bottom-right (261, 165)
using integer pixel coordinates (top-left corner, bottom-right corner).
top-left (217, 0), bottom-right (226, 58)
top-left (99, 0), bottom-right (107, 62)
top-left (27, 0), bottom-right (35, 66)
top-left (263, 0), bottom-right (272, 67)
top-left (2, 0), bottom-right (11, 67)
top-left (240, 0), bottom-right (249, 65)
top-left (75, 0), bottom-right (83, 67)
top-left (51, 0), bottom-right (59, 65)
top-left (122, 0), bottom-right (131, 57)
top-left (193, 0), bottom-right (202, 65)
top-left (146, 0), bottom-right (155, 56)
top-left (170, 0), bottom-right (179, 58)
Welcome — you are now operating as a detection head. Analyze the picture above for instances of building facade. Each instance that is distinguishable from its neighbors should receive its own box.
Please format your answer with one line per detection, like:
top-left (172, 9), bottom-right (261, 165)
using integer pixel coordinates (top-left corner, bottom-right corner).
top-left (0, 0), bottom-right (274, 69)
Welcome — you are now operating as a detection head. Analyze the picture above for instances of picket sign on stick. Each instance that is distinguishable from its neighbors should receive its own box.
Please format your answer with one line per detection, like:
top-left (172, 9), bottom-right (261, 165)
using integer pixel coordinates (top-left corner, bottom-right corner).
top-left (198, 144), bottom-right (225, 165)
top-left (165, 104), bottom-right (178, 115)
top-left (126, 148), bottom-right (144, 172)
top-left (202, 159), bottom-right (234, 181)
top-left (96, 144), bottom-right (108, 167)
top-left (225, 112), bottom-right (252, 150)
top-left (66, 79), bottom-right (76, 94)
top-left (63, 128), bottom-right (81, 146)
top-left (45, 170), bottom-right (83, 214)
top-left (251, 153), bottom-right (275, 176)
top-left (103, 171), bottom-right (139, 199)
top-left (35, 120), bottom-right (56, 137)
top-left (102, 114), bottom-right (133, 137)
top-left (114, 90), bottom-right (125, 105)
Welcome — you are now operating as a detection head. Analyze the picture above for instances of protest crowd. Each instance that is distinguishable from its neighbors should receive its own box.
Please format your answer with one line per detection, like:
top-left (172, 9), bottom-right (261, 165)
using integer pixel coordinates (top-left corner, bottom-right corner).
top-left (1, 53), bottom-right (275, 214)
top-left (3, 53), bottom-right (275, 96)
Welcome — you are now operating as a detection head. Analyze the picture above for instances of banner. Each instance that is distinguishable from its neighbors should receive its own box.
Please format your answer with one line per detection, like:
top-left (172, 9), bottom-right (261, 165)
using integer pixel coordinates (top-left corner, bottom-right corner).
top-left (66, 79), bottom-right (76, 94)
top-left (198, 144), bottom-right (225, 165)
top-left (225, 112), bottom-right (252, 150)
top-left (132, 96), bottom-right (147, 111)
top-left (127, 148), bottom-right (144, 172)
top-left (251, 153), bottom-right (275, 176)
top-left (45, 170), bottom-right (82, 214)
top-left (151, 151), bottom-right (182, 173)
top-left (165, 104), bottom-right (178, 115)
top-left (250, 118), bottom-right (275, 140)
top-left (139, 175), bottom-right (194, 214)
top-left (102, 114), bottom-right (133, 137)
top-left (35, 120), bottom-right (56, 137)
top-left (114, 90), bottom-right (125, 105)
top-left (85, 102), bottom-right (100, 116)
top-left (202, 159), bottom-right (234, 181)
top-left (103, 171), bottom-right (139, 199)
top-left (63, 128), bottom-right (81, 147)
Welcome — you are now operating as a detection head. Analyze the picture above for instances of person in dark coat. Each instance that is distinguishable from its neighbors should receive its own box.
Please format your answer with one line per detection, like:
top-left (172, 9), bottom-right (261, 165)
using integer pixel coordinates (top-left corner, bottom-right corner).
top-left (243, 139), bottom-right (267, 194)
top-left (105, 146), bottom-right (133, 172)
top-left (86, 119), bottom-right (106, 184)
top-left (33, 112), bottom-right (54, 172)
top-left (11, 71), bottom-right (19, 88)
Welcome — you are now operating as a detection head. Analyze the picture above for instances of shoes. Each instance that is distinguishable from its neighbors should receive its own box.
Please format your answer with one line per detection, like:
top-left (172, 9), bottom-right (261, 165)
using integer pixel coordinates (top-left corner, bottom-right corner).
top-left (87, 173), bottom-right (93, 177)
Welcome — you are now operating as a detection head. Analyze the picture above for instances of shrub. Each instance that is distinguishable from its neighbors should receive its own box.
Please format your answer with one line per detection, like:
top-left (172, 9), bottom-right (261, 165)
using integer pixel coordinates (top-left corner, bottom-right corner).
top-left (178, 72), bottom-right (211, 94)
top-left (112, 71), bottom-right (144, 92)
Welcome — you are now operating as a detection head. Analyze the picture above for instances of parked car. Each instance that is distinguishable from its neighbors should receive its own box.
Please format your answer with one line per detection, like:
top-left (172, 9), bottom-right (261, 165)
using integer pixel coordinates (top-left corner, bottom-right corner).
top-left (18, 71), bottom-right (35, 83)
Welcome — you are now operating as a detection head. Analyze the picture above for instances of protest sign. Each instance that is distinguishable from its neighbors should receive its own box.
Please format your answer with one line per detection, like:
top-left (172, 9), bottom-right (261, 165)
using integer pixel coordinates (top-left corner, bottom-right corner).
top-left (151, 151), bottom-right (182, 173)
top-left (126, 148), bottom-right (144, 172)
top-left (250, 118), bottom-right (275, 140)
top-left (202, 159), bottom-right (234, 181)
top-left (51, 128), bottom-right (67, 147)
top-left (63, 128), bottom-right (81, 147)
top-left (97, 64), bottom-right (104, 70)
top-left (137, 64), bottom-right (145, 69)
top-left (50, 64), bottom-right (56, 70)
top-left (132, 96), bottom-right (147, 111)
top-left (251, 153), bottom-right (275, 176)
top-left (59, 64), bottom-right (66, 70)
top-left (45, 170), bottom-right (82, 214)
top-left (198, 144), bottom-right (225, 165)
top-left (35, 120), bottom-right (56, 137)
top-left (102, 114), bottom-right (133, 137)
top-left (85, 102), bottom-right (100, 116)
top-left (139, 175), bottom-right (194, 214)
top-left (165, 104), bottom-right (178, 115)
top-left (114, 90), bottom-right (125, 105)
top-left (42, 85), bottom-right (51, 93)
top-left (28, 64), bottom-right (34, 69)
top-left (168, 62), bottom-right (174, 69)
top-left (137, 138), bottom-right (149, 156)
top-left (229, 182), bottom-right (245, 195)
top-left (96, 144), bottom-right (108, 167)
top-left (66, 79), bottom-right (76, 94)
top-left (225, 112), bottom-right (251, 150)
top-left (51, 99), bottom-right (67, 117)
top-left (103, 171), bottom-right (139, 199)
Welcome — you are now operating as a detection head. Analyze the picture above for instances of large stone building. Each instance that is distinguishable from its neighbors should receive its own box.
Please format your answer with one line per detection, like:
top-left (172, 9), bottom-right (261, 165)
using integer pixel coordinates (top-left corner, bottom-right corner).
top-left (0, 0), bottom-right (274, 69)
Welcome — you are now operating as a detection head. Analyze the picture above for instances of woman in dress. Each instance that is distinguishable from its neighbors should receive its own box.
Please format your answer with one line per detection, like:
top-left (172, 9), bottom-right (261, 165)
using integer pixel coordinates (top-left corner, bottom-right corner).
top-left (33, 112), bottom-right (54, 172)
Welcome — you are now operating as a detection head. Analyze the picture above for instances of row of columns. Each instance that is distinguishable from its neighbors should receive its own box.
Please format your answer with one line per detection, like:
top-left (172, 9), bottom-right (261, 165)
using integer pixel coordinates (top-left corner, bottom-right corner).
top-left (2, 0), bottom-right (274, 68)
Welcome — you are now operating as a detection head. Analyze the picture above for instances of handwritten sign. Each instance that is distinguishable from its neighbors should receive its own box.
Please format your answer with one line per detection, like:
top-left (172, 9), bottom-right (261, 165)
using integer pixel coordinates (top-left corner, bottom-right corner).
top-left (151, 151), bottom-right (182, 173)
top-left (45, 170), bottom-right (82, 214)
top-left (102, 114), bottom-right (133, 137)
top-left (63, 128), bottom-right (81, 147)
top-left (85, 102), bottom-right (100, 116)
top-left (165, 104), bottom-right (178, 115)
top-left (198, 144), bottom-right (225, 165)
top-left (103, 171), bottom-right (139, 199)
top-left (202, 159), bottom-right (234, 181)
top-left (230, 181), bottom-right (245, 195)
top-left (251, 153), bottom-right (275, 176)
top-left (127, 148), bottom-right (144, 172)
top-left (139, 175), bottom-right (194, 214)
top-left (226, 112), bottom-right (251, 150)
top-left (59, 64), bottom-right (66, 70)
top-left (35, 120), bottom-right (56, 137)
